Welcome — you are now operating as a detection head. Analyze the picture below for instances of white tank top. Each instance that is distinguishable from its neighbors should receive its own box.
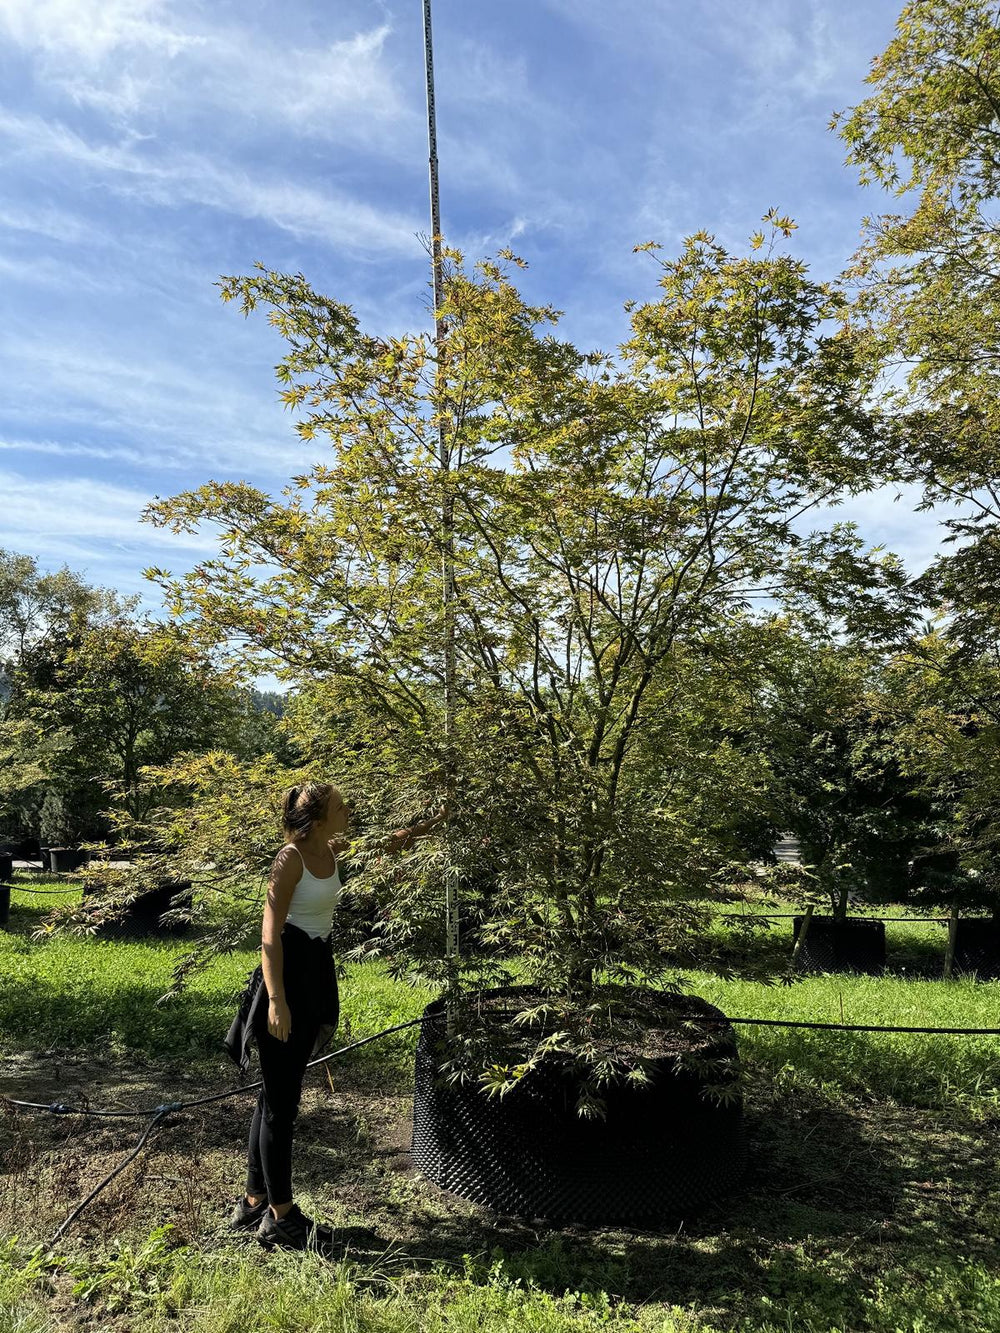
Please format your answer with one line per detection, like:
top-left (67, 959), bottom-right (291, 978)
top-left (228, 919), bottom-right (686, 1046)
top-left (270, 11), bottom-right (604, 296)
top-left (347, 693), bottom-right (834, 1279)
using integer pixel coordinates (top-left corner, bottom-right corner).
top-left (283, 845), bottom-right (342, 939)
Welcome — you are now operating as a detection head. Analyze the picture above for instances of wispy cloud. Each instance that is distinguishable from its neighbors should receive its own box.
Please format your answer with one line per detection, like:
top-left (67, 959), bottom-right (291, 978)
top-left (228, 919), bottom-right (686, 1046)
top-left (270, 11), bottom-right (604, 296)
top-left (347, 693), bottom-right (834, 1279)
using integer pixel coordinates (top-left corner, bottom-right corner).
top-left (0, 466), bottom-right (216, 558)
top-left (0, 109), bottom-right (425, 254)
top-left (0, 335), bottom-right (320, 478)
top-left (0, 1), bottom-right (412, 147)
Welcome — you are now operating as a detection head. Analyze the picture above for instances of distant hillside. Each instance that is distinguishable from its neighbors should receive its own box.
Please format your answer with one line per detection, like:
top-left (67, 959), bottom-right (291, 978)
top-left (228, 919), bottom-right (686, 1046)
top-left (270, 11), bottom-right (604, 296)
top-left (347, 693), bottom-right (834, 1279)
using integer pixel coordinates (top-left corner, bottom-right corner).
top-left (252, 688), bottom-right (285, 718)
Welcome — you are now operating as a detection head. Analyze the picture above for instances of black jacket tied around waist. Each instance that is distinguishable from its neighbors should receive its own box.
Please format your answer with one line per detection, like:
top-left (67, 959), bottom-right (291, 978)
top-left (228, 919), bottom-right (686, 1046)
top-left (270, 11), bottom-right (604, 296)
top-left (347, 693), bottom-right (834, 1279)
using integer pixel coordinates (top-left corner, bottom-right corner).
top-left (224, 920), bottom-right (340, 1075)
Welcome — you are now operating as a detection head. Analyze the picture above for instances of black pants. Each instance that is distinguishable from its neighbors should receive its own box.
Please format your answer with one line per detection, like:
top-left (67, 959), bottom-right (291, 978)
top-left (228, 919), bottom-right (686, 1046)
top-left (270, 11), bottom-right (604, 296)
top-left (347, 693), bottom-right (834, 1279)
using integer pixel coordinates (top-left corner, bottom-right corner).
top-left (245, 927), bottom-right (338, 1204)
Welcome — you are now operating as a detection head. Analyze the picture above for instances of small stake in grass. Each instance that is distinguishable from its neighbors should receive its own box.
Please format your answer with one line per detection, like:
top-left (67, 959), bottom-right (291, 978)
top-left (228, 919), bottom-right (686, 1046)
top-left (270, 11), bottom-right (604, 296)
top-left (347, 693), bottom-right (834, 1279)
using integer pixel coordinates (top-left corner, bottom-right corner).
top-left (790, 903), bottom-right (814, 970)
top-left (943, 902), bottom-right (960, 980)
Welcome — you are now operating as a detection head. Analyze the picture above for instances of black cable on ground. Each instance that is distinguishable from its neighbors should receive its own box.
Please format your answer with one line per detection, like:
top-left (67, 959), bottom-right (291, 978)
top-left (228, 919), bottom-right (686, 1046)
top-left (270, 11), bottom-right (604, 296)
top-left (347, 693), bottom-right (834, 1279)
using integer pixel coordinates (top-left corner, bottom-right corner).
top-left (8, 1008), bottom-right (1000, 1249)
top-left (717, 911), bottom-right (960, 922)
top-left (6, 1018), bottom-right (427, 1119)
top-left (5, 885), bottom-right (84, 896)
top-left (726, 1017), bottom-right (1000, 1034)
top-left (48, 1111), bottom-right (170, 1246)
top-left (9, 1010), bottom-right (1000, 1126)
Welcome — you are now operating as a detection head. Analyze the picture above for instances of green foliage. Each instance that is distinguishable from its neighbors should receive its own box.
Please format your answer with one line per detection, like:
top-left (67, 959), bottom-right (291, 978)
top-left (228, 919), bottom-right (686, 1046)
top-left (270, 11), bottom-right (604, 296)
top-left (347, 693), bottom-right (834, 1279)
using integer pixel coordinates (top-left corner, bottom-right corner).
top-left (876, 631), bottom-right (1000, 912)
top-left (752, 633), bottom-right (934, 918)
top-left (134, 228), bottom-right (913, 1106)
top-left (836, 1), bottom-right (1000, 658)
top-left (65, 1224), bottom-right (185, 1316)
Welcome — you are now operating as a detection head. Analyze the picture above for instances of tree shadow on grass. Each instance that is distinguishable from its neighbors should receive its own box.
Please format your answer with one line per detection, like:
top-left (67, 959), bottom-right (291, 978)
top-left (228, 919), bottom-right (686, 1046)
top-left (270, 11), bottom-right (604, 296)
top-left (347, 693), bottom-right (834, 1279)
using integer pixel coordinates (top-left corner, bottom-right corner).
top-left (714, 918), bottom-right (951, 980)
top-left (334, 1038), bottom-right (1000, 1328)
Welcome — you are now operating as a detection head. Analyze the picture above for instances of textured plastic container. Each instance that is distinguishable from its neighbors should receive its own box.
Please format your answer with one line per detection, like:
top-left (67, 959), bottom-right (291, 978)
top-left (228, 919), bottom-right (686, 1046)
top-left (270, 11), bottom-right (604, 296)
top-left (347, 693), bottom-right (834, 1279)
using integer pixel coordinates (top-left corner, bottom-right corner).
top-left (411, 985), bottom-right (746, 1225)
top-left (82, 878), bottom-right (193, 937)
top-left (792, 916), bottom-right (886, 974)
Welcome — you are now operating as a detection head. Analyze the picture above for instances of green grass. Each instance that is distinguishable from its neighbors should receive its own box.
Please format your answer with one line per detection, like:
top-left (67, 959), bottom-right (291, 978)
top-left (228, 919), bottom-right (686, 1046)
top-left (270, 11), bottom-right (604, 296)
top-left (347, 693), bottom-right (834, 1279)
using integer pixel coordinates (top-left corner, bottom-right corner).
top-left (5, 884), bottom-right (1000, 1331)
top-left (5, 1230), bottom-right (1000, 1333)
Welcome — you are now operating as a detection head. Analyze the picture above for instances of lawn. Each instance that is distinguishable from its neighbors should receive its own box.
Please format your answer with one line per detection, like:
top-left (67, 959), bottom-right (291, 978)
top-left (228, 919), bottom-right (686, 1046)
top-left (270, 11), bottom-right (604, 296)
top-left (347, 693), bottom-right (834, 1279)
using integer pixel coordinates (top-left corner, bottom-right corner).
top-left (3, 874), bottom-right (1000, 1332)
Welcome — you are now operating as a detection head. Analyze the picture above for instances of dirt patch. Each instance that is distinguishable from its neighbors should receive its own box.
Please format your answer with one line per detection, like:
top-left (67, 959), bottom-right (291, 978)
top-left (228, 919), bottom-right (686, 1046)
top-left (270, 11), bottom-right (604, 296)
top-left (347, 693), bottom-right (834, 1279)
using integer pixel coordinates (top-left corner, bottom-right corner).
top-left (4, 1044), bottom-right (1000, 1328)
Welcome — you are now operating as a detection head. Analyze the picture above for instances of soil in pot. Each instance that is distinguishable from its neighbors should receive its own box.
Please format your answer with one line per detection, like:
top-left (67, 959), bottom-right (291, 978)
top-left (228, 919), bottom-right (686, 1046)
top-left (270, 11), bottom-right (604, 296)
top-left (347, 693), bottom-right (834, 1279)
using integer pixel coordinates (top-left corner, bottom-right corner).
top-left (411, 983), bottom-right (747, 1226)
top-left (792, 915), bottom-right (886, 974)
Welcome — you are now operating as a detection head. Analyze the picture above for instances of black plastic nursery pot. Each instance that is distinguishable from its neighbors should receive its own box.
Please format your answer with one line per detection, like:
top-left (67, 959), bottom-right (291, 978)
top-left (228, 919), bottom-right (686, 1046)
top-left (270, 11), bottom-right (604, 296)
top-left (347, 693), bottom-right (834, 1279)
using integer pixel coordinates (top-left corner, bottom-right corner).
top-left (0, 854), bottom-right (12, 924)
top-left (411, 985), bottom-right (747, 1226)
top-left (48, 847), bottom-right (88, 873)
top-left (952, 919), bottom-right (1000, 980)
top-left (792, 915), bottom-right (886, 974)
top-left (82, 877), bottom-right (193, 937)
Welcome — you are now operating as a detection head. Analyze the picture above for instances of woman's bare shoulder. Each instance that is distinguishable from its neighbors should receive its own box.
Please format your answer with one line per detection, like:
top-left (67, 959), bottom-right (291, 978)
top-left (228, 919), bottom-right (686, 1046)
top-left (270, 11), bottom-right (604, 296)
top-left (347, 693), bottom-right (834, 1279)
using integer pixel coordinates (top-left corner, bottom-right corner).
top-left (270, 844), bottom-right (304, 882)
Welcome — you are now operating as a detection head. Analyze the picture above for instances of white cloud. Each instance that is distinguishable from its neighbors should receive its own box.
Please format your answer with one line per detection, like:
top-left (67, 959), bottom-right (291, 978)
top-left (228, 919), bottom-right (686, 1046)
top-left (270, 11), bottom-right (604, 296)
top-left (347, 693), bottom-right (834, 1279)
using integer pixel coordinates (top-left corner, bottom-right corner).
top-left (806, 483), bottom-right (961, 579)
top-left (0, 108), bottom-right (424, 254)
top-left (0, 1), bottom-right (410, 146)
top-left (0, 467), bottom-right (215, 558)
top-left (0, 202), bottom-right (95, 244)
top-left (0, 333), bottom-right (319, 477)
top-left (0, 437), bottom-right (164, 468)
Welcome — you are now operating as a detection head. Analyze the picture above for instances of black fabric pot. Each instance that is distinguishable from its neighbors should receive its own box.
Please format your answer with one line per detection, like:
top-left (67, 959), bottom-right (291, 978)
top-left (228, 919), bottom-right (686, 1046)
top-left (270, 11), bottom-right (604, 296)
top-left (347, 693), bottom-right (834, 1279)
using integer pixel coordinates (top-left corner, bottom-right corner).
top-left (82, 878), bottom-right (193, 937)
top-left (48, 847), bottom-right (88, 873)
top-left (0, 884), bottom-right (9, 927)
top-left (792, 916), bottom-right (886, 974)
top-left (0, 854), bottom-right (12, 883)
top-left (953, 919), bottom-right (1000, 980)
top-left (411, 985), bottom-right (746, 1225)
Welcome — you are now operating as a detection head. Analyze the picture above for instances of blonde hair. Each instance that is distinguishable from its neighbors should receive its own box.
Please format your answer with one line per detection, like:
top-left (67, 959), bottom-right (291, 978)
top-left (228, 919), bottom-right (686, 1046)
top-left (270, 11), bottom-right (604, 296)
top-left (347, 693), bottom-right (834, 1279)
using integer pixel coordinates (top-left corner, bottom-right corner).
top-left (281, 782), bottom-right (337, 842)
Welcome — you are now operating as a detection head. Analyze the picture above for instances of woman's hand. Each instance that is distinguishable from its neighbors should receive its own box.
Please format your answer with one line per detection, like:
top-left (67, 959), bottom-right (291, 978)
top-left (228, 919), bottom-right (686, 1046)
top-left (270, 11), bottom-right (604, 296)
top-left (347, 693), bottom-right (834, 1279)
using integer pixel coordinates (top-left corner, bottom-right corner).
top-left (268, 997), bottom-right (291, 1042)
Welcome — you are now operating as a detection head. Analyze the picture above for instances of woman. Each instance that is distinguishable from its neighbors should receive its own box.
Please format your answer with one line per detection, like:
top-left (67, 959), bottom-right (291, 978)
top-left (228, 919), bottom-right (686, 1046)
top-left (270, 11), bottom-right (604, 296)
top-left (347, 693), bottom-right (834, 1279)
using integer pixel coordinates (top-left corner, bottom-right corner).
top-left (224, 780), bottom-right (445, 1251)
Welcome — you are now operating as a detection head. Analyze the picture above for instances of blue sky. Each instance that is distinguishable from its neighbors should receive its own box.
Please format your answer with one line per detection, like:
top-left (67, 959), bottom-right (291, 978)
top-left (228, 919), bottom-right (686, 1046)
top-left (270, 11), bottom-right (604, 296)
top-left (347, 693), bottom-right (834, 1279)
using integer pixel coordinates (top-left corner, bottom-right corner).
top-left (0, 0), bottom-right (945, 632)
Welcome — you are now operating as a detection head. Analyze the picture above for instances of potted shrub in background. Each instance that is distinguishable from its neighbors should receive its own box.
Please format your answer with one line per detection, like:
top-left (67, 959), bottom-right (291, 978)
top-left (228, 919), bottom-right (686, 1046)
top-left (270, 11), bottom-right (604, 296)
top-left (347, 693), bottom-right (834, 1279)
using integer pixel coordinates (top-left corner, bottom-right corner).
top-left (883, 636), bottom-right (1000, 979)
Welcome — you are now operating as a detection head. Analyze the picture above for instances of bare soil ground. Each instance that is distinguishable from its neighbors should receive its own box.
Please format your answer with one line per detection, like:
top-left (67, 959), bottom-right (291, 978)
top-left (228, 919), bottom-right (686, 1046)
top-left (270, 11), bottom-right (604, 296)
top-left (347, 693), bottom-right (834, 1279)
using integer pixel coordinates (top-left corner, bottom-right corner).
top-left (4, 1042), bottom-right (1000, 1327)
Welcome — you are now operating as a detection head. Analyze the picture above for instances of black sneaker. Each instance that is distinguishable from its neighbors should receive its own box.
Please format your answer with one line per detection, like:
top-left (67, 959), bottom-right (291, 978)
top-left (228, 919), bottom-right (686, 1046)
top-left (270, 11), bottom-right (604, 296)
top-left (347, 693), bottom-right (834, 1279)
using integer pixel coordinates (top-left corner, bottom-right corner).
top-left (229, 1194), bottom-right (269, 1230)
top-left (257, 1202), bottom-right (335, 1253)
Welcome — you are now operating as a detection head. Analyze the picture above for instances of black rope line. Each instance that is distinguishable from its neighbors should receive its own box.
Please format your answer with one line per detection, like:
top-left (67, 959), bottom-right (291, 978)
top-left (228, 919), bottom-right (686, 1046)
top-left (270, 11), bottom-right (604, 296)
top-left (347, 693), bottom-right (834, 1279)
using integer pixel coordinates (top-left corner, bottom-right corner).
top-left (726, 1017), bottom-right (1000, 1035)
top-left (6, 1018), bottom-right (427, 1119)
top-left (48, 1111), bottom-right (169, 1246)
top-left (10, 1008), bottom-right (1000, 1248)
top-left (718, 912), bottom-right (970, 923)
top-left (4, 884), bottom-right (84, 896)
top-left (10, 1008), bottom-right (1000, 1128)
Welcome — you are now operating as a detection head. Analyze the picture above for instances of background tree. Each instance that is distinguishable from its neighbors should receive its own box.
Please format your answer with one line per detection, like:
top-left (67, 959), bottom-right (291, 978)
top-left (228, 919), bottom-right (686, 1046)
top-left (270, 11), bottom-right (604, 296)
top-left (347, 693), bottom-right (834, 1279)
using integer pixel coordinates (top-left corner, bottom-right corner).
top-left (753, 632), bottom-right (933, 921)
top-left (835, 0), bottom-right (1000, 655)
top-left (879, 630), bottom-right (1000, 916)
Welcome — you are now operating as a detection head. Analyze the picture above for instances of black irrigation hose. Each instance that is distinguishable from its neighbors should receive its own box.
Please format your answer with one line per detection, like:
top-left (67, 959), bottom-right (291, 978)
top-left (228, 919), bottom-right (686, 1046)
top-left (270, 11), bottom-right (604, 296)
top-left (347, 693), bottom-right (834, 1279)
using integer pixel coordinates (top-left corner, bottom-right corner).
top-left (47, 1111), bottom-right (171, 1246)
top-left (5, 885), bottom-right (84, 896)
top-left (9, 1011), bottom-right (1000, 1125)
top-left (6, 1018), bottom-right (427, 1120)
top-left (726, 1017), bottom-right (1000, 1035)
top-left (9, 1009), bottom-right (1000, 1248)
top-left (24, 1018), bottom-right (426, 1247)
top-left (717, 912), bottom-right (964, 922)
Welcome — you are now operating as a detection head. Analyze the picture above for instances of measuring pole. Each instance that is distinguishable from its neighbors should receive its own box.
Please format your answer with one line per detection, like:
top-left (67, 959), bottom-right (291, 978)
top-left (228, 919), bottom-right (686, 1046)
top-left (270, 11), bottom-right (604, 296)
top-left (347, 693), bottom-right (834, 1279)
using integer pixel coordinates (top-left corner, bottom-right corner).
top-left (422, 0), bottom-right (460, 976)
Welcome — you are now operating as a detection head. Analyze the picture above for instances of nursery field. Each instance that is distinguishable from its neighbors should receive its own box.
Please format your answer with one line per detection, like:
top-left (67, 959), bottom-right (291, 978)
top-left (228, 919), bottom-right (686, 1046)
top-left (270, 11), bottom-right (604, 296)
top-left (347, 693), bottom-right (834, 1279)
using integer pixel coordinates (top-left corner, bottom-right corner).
top-left (3, 876), bottom-right (1000, 1333)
